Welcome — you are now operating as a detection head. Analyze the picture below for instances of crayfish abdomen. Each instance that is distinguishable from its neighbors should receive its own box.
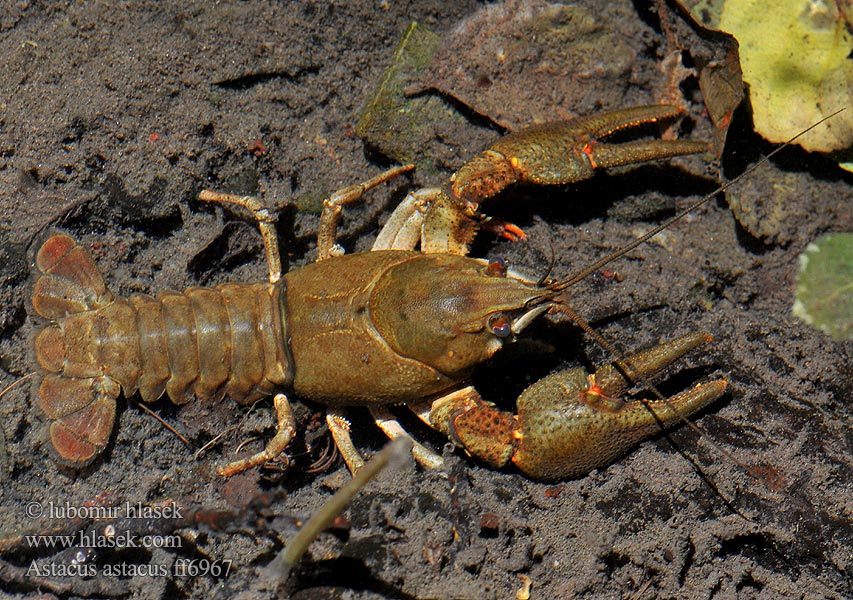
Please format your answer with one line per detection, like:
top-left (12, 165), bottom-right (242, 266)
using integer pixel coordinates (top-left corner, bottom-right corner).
top-left (32, 234), bottom-right (292, 464)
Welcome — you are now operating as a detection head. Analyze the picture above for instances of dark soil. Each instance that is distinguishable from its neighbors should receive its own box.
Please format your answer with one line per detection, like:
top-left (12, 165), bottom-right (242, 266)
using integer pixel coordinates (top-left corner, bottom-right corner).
top-left (1, 2), bottom-right (852, 599)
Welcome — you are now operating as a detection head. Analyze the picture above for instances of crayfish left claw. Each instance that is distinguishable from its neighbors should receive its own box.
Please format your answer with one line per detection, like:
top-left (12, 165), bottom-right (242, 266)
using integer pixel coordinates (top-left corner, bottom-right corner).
top-left (430, 332), bottom-right (727, 480)
top-left (417, 105), bottom-right (710, 256)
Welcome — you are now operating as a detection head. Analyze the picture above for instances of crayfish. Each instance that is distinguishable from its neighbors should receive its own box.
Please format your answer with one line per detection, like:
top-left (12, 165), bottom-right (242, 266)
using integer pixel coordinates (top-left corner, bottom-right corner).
top-left (31, 105), bottom-right (727, 480)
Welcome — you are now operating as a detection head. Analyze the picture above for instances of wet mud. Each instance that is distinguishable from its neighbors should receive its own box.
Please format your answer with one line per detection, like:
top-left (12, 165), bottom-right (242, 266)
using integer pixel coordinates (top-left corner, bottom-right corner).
top-left (0, 2), bottom-right (851, 599)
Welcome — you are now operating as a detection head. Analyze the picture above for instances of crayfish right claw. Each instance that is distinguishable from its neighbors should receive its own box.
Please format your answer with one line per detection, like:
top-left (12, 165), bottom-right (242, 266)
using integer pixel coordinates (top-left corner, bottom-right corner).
top-left (430, 333), bottom-right (727, 480)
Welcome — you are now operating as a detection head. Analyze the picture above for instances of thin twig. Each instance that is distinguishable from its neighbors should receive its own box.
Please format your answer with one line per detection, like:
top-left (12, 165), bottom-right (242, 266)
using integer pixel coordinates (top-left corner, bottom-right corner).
top-left (265, 436), bottom-right (413, 583)
top-left (132, 399), bottom-right (191, 448)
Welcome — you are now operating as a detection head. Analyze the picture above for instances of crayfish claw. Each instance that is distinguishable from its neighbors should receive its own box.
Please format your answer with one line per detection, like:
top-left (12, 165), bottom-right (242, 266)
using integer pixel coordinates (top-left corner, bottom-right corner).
top-left (430, 333), bottom-right (727, 480)
top-left (413, 105), bottom-right (709, 255)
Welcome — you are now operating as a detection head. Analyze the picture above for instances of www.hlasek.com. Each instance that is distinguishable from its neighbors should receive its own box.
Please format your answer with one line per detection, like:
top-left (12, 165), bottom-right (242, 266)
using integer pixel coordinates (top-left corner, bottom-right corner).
top-left (25, 526), bottom-right (182, 552)
top-left (26, 528), bottom-right (231, 579)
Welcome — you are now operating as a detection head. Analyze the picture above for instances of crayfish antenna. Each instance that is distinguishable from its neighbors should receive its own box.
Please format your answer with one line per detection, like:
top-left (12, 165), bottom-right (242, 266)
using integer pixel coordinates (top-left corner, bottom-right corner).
top-left (0, 373), bottom-right (36, 401)
top-left (534, 235), bottom-right (558, 287)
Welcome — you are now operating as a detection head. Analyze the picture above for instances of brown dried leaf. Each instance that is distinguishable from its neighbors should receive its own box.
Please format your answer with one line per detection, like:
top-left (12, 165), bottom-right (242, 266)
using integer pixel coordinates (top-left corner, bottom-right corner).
top-left (662, 1), bottom-right (744, 156)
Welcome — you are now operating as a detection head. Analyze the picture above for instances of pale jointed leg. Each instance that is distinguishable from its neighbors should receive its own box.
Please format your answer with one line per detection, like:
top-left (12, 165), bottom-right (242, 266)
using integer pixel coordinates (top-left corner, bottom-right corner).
top-left (369, 405), bottom-right (444, 471)
top-left (218, 393), bottom-right (296, 477)
top-left (372, 188), bottom-right (434, 251)
top-left (318, 164), bottom-right (414, 260)
top-left (326, 408), bottom-right (366, 474)
top-left (198, 190), bottom-right (283, 284)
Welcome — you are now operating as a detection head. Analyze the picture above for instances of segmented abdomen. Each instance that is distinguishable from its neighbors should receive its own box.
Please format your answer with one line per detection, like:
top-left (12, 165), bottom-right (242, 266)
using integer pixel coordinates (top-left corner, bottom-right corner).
top-left (35, 278), bottom-right (292, 406)
top-left (31, 234), bottom-right (292, 464)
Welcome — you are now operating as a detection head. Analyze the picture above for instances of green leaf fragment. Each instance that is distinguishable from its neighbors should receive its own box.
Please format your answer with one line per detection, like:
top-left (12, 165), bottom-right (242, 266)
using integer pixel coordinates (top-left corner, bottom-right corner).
top-left (356, 22), bottom-right (467, 176)
top-left (719, 0), bottom-right (853, 158)
top-left (793, 233), bottom-right (853, 341)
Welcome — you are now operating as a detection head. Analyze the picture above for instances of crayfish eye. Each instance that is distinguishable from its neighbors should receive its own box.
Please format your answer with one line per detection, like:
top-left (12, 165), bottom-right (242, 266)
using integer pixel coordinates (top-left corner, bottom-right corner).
top-left (488, 313), bottom-right (512, 338)
top-left (485, 258), bottom-right (507, 277)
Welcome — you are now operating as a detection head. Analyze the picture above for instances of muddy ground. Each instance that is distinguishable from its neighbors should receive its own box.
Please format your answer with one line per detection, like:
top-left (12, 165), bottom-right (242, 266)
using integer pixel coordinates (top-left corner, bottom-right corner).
top-left (1, 1), bottom-right (852, 599)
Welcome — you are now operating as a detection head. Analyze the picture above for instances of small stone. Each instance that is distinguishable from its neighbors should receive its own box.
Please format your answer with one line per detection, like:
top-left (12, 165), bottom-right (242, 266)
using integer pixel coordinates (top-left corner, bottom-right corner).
top-left (479, 512), bottom-right (500, 536)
